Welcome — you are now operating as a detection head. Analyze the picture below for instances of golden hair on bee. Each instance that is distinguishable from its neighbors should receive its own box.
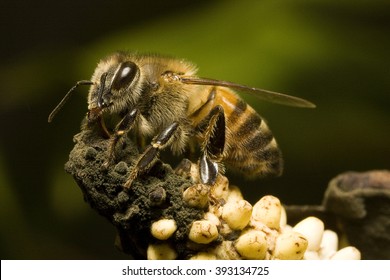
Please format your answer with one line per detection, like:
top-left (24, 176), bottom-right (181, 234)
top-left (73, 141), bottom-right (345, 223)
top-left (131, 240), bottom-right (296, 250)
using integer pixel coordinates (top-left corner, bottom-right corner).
top-left (49, 51), bottom-right (315, 187)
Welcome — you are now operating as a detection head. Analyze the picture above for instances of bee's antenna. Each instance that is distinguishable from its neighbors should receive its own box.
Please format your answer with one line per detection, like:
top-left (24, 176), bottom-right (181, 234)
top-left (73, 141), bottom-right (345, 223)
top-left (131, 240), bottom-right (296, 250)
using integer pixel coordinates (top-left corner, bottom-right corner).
top-left (48, 80), bottom-right (94, 123)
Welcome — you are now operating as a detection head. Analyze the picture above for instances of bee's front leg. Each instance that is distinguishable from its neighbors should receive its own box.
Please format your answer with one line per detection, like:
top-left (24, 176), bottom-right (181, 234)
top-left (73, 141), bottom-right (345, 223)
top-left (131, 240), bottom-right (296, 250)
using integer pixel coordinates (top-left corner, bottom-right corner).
top-left (196, 105), bottom-right (226, 185)
top-left (124, 122), bottom-right (179, 188)
top-left (103, 108), bottom-right (138, 169)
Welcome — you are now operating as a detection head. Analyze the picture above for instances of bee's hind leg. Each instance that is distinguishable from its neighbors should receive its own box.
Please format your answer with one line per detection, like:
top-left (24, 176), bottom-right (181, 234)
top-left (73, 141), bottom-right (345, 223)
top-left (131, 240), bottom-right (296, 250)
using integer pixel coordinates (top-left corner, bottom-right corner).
top-left (196, 105), bottom-right (226, 185)
top-left (103, 108), bottom-right (138, 169)
top-left (124, 122), bottom-right (179, 188)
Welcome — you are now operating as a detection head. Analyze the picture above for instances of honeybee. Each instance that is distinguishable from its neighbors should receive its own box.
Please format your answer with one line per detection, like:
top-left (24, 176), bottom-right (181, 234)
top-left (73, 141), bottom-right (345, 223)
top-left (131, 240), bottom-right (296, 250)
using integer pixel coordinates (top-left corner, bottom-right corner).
top-left (48, 52), bottom-right (315, 187)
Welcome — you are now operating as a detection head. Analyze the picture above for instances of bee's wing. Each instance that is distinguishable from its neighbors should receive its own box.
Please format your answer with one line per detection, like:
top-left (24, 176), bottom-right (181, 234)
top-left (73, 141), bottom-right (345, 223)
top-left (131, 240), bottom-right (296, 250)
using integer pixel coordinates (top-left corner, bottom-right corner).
top-left (180, 77), bottom-right (316, 108)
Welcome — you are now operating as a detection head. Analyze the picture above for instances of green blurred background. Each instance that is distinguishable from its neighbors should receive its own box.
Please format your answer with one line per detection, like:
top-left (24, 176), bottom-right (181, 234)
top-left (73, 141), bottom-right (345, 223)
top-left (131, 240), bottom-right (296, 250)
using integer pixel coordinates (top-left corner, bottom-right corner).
top-left (1, 0), bottom-right (389, 259)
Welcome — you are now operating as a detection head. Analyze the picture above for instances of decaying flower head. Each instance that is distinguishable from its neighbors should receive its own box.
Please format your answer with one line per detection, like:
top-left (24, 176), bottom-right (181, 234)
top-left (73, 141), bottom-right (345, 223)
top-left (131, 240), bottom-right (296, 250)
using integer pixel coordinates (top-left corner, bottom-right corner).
top-left (65, 128), bottom-right (360, 260)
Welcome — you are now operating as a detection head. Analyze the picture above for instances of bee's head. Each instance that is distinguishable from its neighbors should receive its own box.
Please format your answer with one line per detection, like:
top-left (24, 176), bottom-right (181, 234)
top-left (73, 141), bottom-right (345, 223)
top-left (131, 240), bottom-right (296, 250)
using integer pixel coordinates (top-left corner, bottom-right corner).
top-left (94, 61), bottom-right (140, 109)
top-left (48, 56), bottom-right (140, 124)
top-left (87, 60), bottom-right (140, 122)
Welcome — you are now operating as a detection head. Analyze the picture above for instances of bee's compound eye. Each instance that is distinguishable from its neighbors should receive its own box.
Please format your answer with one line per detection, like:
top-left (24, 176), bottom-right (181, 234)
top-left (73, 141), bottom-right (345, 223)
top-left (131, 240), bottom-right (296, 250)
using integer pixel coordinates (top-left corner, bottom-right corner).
top-left (112, 61), bottom-right (138, 91)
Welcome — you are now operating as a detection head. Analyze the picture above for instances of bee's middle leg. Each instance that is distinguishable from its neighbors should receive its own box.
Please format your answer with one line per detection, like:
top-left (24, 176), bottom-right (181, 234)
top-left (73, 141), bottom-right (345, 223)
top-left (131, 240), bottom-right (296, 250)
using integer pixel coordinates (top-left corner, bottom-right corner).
top-left (124, 122), bottom-right (180, 188)
top-left (196, 105), bottom-right (226, 185)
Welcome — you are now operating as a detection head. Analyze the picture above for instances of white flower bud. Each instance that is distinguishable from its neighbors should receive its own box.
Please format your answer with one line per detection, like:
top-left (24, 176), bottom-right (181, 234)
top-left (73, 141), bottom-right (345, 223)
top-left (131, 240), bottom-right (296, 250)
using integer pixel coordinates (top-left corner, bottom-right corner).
top-left (222, 199), bottom-right (252, 230)
top-left (147, 243), bottom-right (177, 260)
top-left (319, 229), bottom-right (338, 259)
top-left (210, 175), bottom-right (229, 200)
top-left (330, 246), bottom-right (361, 260)
top-left (274, 231), bottom-right (308, 260)
top-left (252, 195), bottom-right (282, 230)
top-left (150, 219), bottom-right (177, 240)
top-left (235, 230), bottom-right (267, 260)
top-left (293, 216), bottom-right (324, 251)
top-left (183, 184), bottom-right (209, 208)
top-left (320, 229), bottom-right (338, 251)
top-left (189, 220), bottom-right (219, 244)
top-left (204, 212), bottom-right (221, 227)
top-left (279, 205), bottom-right (287, 228)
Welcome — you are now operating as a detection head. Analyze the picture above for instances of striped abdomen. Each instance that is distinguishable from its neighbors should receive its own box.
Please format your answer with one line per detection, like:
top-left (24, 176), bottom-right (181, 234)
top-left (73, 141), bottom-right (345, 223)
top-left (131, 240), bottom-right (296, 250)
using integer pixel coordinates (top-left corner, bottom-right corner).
top-left (215, 87), bottom-right (283, 177)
